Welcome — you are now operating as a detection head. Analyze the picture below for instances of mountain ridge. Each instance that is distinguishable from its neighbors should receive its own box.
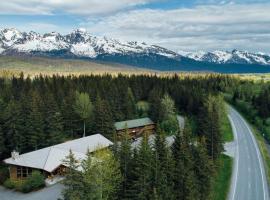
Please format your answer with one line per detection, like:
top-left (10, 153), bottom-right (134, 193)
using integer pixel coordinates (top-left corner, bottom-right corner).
top-left (1, 28), bottom-right (270, 73)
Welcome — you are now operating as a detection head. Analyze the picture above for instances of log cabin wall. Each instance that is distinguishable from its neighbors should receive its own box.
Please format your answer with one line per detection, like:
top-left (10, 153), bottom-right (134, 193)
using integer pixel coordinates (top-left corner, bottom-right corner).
top-left (9, 165), bottom-right (17, 180)
top-left (117, 124), bottom-right (155, 139)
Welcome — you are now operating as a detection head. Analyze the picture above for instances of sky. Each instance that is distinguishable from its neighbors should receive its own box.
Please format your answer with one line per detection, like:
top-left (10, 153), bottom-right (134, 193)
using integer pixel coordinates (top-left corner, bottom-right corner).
top-left (0, 0), bottom-right (269, 53)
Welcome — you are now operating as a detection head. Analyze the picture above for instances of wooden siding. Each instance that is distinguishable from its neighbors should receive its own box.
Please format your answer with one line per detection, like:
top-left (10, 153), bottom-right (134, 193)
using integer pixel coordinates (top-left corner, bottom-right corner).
top-left (9, 165), bottom-right (47, 181)
top-left (9, 165), bottom-right (17, 180)
top-left (117, 124), bottom-right (155, 139)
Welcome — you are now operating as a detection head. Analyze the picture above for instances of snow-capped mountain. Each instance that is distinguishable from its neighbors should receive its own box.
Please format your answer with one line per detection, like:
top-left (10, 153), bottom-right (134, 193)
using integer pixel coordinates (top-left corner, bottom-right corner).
top-left (0, 28), bottom-right (178, 59)
top-left (1, 28), bottom-right (270, 73)
top-left (181, 50), bottom-right (270, 65)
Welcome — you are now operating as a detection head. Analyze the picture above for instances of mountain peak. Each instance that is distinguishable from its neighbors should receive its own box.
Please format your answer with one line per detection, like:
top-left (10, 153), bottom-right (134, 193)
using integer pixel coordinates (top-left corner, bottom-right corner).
top-left (180, 49), bottom-right (270, 65)
top-left (0, 28), bottom-right (269, 68)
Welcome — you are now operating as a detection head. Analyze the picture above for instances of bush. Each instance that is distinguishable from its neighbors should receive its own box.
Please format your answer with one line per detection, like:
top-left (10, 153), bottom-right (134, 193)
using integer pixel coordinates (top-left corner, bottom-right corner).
top-left (160, 115), bottom-right (179, 135)
top-left (21, 171), bottom-right (45, 193)
top-left (0, 165), bottom-right (9, 184)
top-left (3, 179), bottom-right (15, 189)
top-left (4, 179), bottom-right (25, 191)
top-left (3, 171), bottom-right (45, 193)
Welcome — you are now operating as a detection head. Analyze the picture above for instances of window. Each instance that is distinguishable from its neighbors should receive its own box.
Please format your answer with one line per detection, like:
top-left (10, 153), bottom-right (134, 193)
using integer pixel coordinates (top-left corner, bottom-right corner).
top-left (16, 167), bottom-right (32, 178)
top-left (17, 167), bottom-right (21, 178)
top-left (22, 167), bottom-right (27, 177)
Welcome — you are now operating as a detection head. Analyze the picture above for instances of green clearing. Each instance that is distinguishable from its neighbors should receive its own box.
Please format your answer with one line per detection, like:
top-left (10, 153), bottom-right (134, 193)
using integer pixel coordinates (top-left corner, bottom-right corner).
top-left (211, 154), bottom-right (233, 200)
top-left (0, 56), bottom-right (154, 77)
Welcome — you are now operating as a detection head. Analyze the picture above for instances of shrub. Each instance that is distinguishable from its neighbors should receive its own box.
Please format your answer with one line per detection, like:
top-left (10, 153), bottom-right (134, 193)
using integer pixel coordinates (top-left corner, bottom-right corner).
top-left (3, 179), bottom-right (15, 189)
top-left (21, 171), bottom-right (45, 193)
top-left (4, 178), bottom-right (25, 191)
top-left (160, 115), bottom-right (179, 135)
top-left (0, 165), bottom-right (9, 184)
top-left (3, 171), bottom-right (45, 193)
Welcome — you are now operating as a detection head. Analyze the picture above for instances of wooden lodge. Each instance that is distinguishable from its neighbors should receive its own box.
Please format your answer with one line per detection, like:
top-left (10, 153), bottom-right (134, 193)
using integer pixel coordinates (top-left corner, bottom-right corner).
top-left (114, 117), bottom-right (155, 139)
top-left (4, 134), bottom-right (113, 181)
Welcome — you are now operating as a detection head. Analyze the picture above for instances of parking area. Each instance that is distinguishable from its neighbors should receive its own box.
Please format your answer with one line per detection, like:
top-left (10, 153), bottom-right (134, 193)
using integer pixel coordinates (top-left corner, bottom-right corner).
top-left (0, 183), bottom-right (64, 200)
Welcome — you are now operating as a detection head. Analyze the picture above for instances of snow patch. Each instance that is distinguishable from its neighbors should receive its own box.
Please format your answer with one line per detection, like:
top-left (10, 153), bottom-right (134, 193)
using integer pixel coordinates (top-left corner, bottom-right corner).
top-left (212, 50), bottom-right (232, 63)
top-left (71, 43), bottom-right (97, 58)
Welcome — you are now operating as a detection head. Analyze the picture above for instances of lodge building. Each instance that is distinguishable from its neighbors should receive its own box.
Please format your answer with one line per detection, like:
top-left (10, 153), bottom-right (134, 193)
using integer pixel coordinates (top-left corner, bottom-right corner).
top-left (114, 117), bottom-right (155, 139)
top-left (4, 134), bottom-right (113, 181)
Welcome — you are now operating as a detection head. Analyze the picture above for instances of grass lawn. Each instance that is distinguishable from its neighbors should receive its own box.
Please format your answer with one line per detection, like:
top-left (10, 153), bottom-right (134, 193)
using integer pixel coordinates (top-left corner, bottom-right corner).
top-left (211, 154), bottom-right (233, 200)
top-left (221, 115), bottom-right (234, 142)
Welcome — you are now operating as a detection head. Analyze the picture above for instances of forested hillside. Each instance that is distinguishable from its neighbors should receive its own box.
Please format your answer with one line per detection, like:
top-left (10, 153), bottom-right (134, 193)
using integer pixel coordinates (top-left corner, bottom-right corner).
top-left (0, 73), bottom-right (236, 199)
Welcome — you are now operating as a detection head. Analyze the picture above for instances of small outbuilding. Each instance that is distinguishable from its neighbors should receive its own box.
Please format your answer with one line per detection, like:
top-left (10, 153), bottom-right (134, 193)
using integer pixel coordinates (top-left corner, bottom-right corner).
top-left (114, 117), bottom-right (155, 139)
top-left (4, 134), bottom-right (113, 181)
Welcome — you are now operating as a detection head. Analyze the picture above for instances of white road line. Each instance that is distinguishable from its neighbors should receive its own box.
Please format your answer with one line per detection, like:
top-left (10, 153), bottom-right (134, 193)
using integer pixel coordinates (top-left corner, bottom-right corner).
top-left (234, 109), bottom-right (267, 200)
top-left (228, 114), bottom-right (239, 200)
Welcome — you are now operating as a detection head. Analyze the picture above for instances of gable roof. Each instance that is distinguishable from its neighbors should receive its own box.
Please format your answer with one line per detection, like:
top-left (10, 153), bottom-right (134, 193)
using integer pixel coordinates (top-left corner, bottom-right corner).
top-left (4, 134), bottom-right (113, 172)
top-left (114, 117), bottom-right (154, 131)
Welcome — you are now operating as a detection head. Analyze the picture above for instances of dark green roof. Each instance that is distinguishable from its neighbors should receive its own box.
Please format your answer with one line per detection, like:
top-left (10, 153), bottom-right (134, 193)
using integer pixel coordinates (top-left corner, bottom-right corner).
top-left (114, 117), bottom-right (154, 130)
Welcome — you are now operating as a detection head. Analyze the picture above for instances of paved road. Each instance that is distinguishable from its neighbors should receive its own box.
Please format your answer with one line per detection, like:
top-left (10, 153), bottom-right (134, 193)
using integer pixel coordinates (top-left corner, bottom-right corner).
top-left (228, 107), bottom-right (269, 200)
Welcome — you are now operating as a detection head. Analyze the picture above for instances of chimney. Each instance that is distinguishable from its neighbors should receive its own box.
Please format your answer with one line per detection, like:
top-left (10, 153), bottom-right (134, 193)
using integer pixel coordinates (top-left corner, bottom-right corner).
top-left (11, 150), bottom-right (19, 160)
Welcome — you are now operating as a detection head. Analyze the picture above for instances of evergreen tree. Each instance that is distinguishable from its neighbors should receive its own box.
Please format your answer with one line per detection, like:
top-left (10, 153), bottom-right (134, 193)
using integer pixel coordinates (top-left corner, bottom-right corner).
top-left (62, 150), bottom-right (84, 200)
top-left (93, 95), bottom-right (114, 138)
top-left (3, 100), bottom-right (25, 152)
top-left (133, 134), bottom-right (154, 200)
top-left (193, 137), bottom-right (213, 200)
top-left (27, 91), bottom-right (44, 150)
top-left (124, 148), bottom-right (140, 200)
top-left (148, 88), bottom-right (162, 123)
top-left (172, 123), bottom-right (199, 200)
top-left (43, 93), bottom-right (63, 146)
top-left (118, 130), bottom-right (133, 199)
top-left (201, 95), bottom-right (224, 160)
top-left (61, 90), bottom-right (80, 138)
top-left (153, 126), bottom-right (175, 200)
top-left (123, 87), bottom-right (137, 120)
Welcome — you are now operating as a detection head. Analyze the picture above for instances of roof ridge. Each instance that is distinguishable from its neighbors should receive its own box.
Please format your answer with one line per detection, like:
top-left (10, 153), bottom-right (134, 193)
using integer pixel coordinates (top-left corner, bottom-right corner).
top-left (42, 147), bottom-right (53, 170)
top-left (51, 146), bottom-right (86, 155)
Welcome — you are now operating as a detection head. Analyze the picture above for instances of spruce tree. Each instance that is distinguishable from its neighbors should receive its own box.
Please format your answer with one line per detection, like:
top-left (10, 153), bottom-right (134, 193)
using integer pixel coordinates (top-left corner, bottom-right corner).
top-left (193, 137), bottom-right (213, 200)
top-left (27, 91), bottom-right (44, 150)
top-left (148, 88), bottom-right (162, 123)
top-left (61, 91), bottom-right (79, 138)
top-left (172, 123), bottom-right (199, 200)
top-left (202, 95), bottom-right (224, 160)
top-left (3, 100), bottom-right (25, 153)
top-left (93, 95), bottom-right (114, 139)
top-left (123, 87), bottom-right (137, 120)
top-left (153, 126), bottom-right (175, 200)
top-left (62, 150), bottom-right (84, 200)
top-left (133, 134), bottom-right (154, 200)
top-left (43, 93), bottom-right (63, 146)
top-left (118, 130), bottom-right (133, 199)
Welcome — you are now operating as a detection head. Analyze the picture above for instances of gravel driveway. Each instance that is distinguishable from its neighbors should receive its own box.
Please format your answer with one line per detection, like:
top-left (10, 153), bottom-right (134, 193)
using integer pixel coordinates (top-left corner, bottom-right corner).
top-left (0, 183), bottom-right (64, 200)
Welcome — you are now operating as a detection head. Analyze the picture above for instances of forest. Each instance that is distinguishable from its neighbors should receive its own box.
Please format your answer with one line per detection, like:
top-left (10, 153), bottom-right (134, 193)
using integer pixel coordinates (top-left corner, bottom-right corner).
top-left (0, 73), bottom-right (238, 199)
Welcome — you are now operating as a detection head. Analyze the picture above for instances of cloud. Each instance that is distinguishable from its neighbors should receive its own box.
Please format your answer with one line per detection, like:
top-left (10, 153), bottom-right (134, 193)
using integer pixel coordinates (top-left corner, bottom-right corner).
top-left (0, 0), bottom-right (157, 16)
top-left (83, 3), bottom-right (270, 52)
